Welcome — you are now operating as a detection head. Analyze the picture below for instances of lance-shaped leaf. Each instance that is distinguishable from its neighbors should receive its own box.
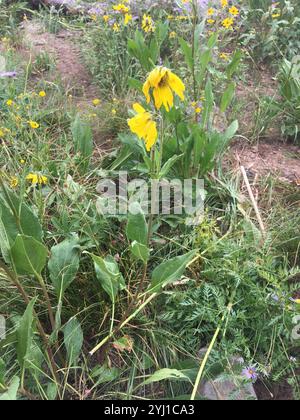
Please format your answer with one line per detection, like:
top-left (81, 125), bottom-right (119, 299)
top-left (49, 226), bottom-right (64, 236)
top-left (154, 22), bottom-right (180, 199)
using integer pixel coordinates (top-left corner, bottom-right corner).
top-left (48, 236), bottom-right (81, 299)
top-left (150, 250), bottom-right (197, 293)
top-left (126, 202), bottom-right (148, 246)
top-left (10, 235), bottom-right (48, 276)
top-left (16, 298), bottom-right (37, 375)
top-left (130, 241), bottom-right (150, 264)
top-left (0, 191), bottom-right (43, 263)
top-left (90, 254), bottom-right (125, 302)
top-left (63, 317), bottom-right (83, 365)
top-left (0, 376), bottom-right (20, 401)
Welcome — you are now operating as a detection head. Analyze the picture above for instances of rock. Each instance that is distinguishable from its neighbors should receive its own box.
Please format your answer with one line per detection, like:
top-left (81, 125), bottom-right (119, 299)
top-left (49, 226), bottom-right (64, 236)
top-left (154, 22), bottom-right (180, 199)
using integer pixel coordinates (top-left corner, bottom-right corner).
top-left (198, 349), bottom-right (258, 401)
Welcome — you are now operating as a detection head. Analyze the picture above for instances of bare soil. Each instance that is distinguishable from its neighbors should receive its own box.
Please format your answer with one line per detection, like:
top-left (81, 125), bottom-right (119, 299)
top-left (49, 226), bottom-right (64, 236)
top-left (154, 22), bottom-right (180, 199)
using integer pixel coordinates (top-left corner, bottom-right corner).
top-left (21, 20), bottom-right (100, 107)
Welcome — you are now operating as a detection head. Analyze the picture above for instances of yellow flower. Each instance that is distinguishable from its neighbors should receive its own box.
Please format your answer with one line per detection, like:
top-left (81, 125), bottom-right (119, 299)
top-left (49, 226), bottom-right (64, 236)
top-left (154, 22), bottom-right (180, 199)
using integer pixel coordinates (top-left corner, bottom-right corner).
top-left (113, 3), bottom-right (130, 13)
top-left (113, 22), bottom-right (120, 32)
top-left (26, 173), bottom-right (48, 185)
top-left (207, 8), bottom-right (215, 16)
top-left (195, 107), bottom-right (202, 114)
top-left (103, 15), bottom-right (110, 23)
top-left (92, 98), bottom-right (101, 106)
top-left (222, 17), bottom-right (234, 29)
top-left (220, 52), bottom-right (230, 60)
top-left (128, 103), bottom-right (157, 152)
top-left (221, 0), bottom-right (228, 8)
top-left (142, 14), bottom-right (155, 33)
top-left (112, 109), bottom-right (117, 115)
top-left (272, 13), bottom-right (281, 19)
top-left (124, 13), bottom-right (132, 25)
top-left (28, 120), bottom-right (39, 129)
top-left (20, 159), bottom-right (25, 165)
top-left (294, 299), bottom-right (300, 304)
top-left (169, 31), bottom-right (177, 39)
top-left (229, 6), bottom-right (239, 16)
top-left (143, 67), bottom-right (185, 112)
top-left (39, 90), bottom-right (46, 97)
top-left (10, 177), bottom-right (19, 189)
top-left (6, 99), bottom-right (13, 107)
top-left (207, 19), bottom-right (215, 25)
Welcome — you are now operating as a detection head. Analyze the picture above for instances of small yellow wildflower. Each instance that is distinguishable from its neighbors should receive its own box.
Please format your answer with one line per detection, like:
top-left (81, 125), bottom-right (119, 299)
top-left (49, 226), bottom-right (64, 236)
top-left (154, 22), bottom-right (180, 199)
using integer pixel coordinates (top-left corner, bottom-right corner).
top-left (195, 107), bottom-right (202, 114)
top-left (220, 52), bottom-right (230, 60)
top-left (169, 31), bottom-right (177, 39)
top-left (112, 109), bottom-right (117, 115)
top-left (222, 17), bottom-right (234, 29)
top-left (128, 103), bottom-right (157, 152)
top-left (113, 3), bottom-right (130, 13)
top-left (26, 173), bottom-right (48, 186)
top-left (229, 6), bottom-right (239, 16)
top-left (28, 121), bottom-right (40, 129)
top-left (207, 8), bottom-right (215, 16)
top-left (124, 13), bottom-right (132, 25)
top-left (207, 19), bottom-right (215, 25)
top-left (103, 15), bottom-right (110, 23)
top-left (221, 0), bottom-right (228, 8)
top-left (20, 159), bottom-right (25, 165)
top-left (142, 14), bottom-right (155, 33)
top-left (39, 91), bottom-right (46, 97)
top-left (6, 99), bottom-right (13, 107)
top-left (92, 98), bottom-right (101, 106)
top-left (113, 22), bottom-right (120, 32)
top-left (272, 13), bottom-right (281, 19)
top-left (10, 177), bottom-right (19, 189)
top-left (143, 66), bottom-right (185, 112)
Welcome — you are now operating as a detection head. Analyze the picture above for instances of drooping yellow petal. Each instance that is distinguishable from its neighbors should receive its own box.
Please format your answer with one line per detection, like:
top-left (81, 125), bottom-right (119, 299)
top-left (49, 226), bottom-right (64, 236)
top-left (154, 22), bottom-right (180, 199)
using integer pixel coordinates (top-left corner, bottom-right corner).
top-left (128, 103), bottom-right (158, 151)
top-left (133, 103), bottom-right (146, 114)
top-left (142, 66), bottom-right (185, 112)
top-left (143, 80), bottom-right (151, 104)
top-left (168, 71), bottom-right (185, 101)
top-left (145, 120), bottom-right (158, 151)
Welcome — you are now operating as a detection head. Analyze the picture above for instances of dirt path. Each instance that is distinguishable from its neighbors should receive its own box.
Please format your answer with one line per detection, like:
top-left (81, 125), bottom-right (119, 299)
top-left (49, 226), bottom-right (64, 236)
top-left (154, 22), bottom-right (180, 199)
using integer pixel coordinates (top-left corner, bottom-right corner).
top-left (21, 20), bottom-right (99, 108)
top-left (228, 141), bottom-right (300, 185)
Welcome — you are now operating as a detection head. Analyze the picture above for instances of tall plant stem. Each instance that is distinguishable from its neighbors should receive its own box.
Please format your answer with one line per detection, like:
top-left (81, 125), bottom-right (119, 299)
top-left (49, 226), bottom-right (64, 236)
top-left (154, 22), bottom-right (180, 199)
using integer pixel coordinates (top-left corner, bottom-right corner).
top-left (0, 260), bottom-right (60, 385)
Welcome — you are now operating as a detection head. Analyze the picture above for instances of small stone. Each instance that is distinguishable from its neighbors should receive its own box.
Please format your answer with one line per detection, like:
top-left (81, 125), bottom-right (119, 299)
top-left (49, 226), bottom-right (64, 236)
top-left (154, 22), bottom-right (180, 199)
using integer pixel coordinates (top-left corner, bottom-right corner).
top-left (198, 349), bottom-right (258, 400)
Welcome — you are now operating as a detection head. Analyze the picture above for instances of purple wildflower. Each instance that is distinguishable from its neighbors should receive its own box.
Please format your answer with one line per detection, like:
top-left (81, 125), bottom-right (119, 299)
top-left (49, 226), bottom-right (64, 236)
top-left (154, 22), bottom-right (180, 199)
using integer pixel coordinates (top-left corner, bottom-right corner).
top-left (0, 71), bottom-right (17, 78)
top-left (242, 366), bottom-right (258, 382)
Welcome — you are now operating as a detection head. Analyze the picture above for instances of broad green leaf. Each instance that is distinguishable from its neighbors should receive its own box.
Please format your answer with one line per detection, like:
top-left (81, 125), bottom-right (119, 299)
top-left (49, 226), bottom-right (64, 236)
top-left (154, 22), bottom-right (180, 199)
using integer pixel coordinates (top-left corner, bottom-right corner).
top-left (90, 365), bottom-right (120, 386)
top-left (10, 235), bottom-right (48, 276)
top-left (130, 241), bottom-right (150, 264)
top-left (179, 37), bottom-right (193, 70)
top-left (220, 82), bottom-right (236, 113)
top-left (0, 376), bottom-right (20, 401)
top-left (223, 120), bottom-right (239, 144)
top-left (63, 317), bottom-right (83, 365)
top-left (0, 358), bottom-right (6, 387)
top-left (126, 202), bottom-right (148, 246)
top-left (159, 154), bottom-right (183, 179)
top-left (0, 191), bottom-right (43, 262)
top-left (71, 114), bottom-right (93, 173)
top-left (16, 298), bottom-right (37, 374)
top-left (48, 236), bottom-right (81, 299)
top-left (150, 250), bottom-right (197, 293)
top-left (142, 369), bottom-right (191, 386)
top-left (128, 77), bottom-right (143, 92)
top-left (90, 254), bottom-right (125, 302)
top-left (226, 50), bottom-right (242, 79)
